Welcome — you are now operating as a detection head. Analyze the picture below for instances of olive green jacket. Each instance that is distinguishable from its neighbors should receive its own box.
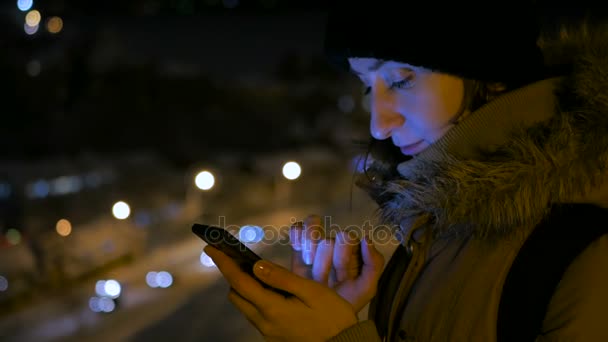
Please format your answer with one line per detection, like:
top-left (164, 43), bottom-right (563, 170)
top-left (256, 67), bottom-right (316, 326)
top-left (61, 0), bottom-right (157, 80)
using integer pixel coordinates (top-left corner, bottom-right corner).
top-left (328, 32), bottom-right (608, 342)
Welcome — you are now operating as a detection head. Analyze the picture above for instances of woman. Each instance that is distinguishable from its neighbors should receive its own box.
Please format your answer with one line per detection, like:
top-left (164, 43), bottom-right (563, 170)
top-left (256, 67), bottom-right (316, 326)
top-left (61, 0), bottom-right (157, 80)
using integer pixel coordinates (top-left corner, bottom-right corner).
top-left (204, 3), bottom-right (608, 341)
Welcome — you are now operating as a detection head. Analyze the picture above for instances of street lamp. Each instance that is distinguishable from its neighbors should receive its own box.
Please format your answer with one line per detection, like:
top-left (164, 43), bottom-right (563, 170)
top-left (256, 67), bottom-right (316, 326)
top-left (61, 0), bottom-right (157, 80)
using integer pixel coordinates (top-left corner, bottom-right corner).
top-left (195, 171), bottom-right (215, 190)
top-left (112, 201), bottom-right (130, 220)
top-left (282, 161), bottom-right (301, 180)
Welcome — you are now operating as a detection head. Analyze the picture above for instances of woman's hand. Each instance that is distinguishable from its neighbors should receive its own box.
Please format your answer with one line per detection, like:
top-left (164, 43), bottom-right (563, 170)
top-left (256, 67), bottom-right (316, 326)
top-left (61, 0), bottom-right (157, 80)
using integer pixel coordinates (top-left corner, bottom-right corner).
top-left (205, 245), bottom-right (359, 342)
top-left (289, 215), bottom-right (385, 314)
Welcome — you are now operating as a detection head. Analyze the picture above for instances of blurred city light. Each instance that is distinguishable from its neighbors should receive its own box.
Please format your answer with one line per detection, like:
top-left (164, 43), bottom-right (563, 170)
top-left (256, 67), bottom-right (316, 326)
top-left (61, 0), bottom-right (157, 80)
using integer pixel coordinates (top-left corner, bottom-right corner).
top-left (24, 23), bottom-right (38, 35)
top-left (89, 296), bottom-right (116, 313)
top-left (282, 161), bottom-right (301, 180)
top-left (156, 271), bottom-right (173, 288)
top-left (46, 16), bottom-right (63, 34)
top-left (104, 279), bottom-right (121, 298)
top-left (112, 201), bottom-right (131, 220)
top-left (161, 202), bottom-right (181, 219)
top-left (26, 60), bottom-right (41, 77)
top-left (17, 0), bottom-right (33, 12)
top-left (146, 271), bottom-right (158, 288)
top-left (6, 229), bottom-right (21, 245)
top-left (146, 271), bottom-right (173, 288)
top-left (200, 251), bottom-right (216, 267)
top-left (56, 219), bottom-right (72, 237)
top-left (0, 183), bottom-right (11, 199)
top-left (26, 179), bottom-right (49, 198)
top-left (95, 280), bottom-right (107, 296)
top-left (337, 95), bottom-right (355, 113)
top-left (239, 225), bottom-right (264, 243)
top-left (89, 297), bottom-right (102, 312)
top-left (25, 10), bottom-right (41, 27)
top-left (100, 297), bottom-right (116, 312)
top-left (84, 172), bottom-right (103, 188)
top-left (134, 211), bottom-right (152, 228)
top-left (51, 176), bottom-right (82, 195)
top-left (0, 275), bottom-right (8, 292)
top-left (195, 171), bottom-right (215, 190)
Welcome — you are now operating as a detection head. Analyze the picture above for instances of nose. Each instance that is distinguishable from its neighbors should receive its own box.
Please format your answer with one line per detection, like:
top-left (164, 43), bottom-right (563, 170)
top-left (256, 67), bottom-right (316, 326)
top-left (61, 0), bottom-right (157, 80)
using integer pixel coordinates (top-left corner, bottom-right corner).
top-left (369, 82), bottom-right (405, 140)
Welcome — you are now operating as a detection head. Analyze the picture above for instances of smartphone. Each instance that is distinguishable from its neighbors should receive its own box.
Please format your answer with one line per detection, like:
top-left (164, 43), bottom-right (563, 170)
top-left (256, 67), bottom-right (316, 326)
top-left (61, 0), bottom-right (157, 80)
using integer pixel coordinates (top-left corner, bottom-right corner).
top-left (192, 223), bottom-right (292, 297)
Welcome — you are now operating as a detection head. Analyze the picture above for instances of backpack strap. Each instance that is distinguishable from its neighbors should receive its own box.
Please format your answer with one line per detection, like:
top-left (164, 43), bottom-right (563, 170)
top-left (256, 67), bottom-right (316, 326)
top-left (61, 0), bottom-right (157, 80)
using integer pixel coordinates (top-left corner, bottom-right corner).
top-left (497, 203), bottom-right (608, 342)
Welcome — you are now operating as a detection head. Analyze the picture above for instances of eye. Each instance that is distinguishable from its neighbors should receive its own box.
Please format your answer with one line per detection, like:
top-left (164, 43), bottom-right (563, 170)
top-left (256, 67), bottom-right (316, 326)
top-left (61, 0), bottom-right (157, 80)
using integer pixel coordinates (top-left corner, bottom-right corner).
top-left (389, 76), bottom-right (414, 90)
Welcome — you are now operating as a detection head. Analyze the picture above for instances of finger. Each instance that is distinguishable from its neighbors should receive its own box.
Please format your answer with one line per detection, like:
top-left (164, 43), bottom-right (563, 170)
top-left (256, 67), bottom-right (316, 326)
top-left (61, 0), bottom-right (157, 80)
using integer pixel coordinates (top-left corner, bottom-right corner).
top-left (227, 287), bottom-right (266, 329)
top-left (312, 238), bottom-right (334, 285)
top-left (303, 215), bottom-right (324, 265)
top-left (290, 222), bottom-right (311, 279)
top-left (328, 266), bottom-right (338, 288)
top-left (253, 259), bottom-right (326, 307)
top-left (335, 234), bottom-right (385, 313)
top-left (333, 231), bottom-right (362, 283)
top-left (204, 245), bottom-right (282, 310)
top-left (291, 247), bottom-right (311, 279)
top-left (359, 233), bottom-right (385, 288)
top-left (289, 221), bottom-right (303, 251)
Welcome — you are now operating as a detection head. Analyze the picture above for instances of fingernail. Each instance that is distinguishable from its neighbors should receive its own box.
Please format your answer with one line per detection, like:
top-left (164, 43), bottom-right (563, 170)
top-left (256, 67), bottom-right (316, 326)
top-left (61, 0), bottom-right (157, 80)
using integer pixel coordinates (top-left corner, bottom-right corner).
top-left (254, 261), bottom-right (272, 278)
top-left (303, 238), bottom-right (313, 265)
top-left (303, 251), bottom-right (313, 265)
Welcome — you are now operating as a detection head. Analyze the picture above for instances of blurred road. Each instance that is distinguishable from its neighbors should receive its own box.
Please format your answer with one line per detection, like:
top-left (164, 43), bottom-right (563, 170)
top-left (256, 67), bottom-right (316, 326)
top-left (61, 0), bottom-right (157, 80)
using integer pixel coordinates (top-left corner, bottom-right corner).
top-left (1, 196), bottom-right (399, 342)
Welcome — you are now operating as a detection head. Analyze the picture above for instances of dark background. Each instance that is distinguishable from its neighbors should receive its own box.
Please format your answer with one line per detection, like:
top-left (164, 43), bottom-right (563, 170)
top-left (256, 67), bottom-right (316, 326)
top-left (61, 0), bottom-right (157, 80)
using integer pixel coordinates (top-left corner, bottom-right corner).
top-left (1, 0), bottom-right (370, 166)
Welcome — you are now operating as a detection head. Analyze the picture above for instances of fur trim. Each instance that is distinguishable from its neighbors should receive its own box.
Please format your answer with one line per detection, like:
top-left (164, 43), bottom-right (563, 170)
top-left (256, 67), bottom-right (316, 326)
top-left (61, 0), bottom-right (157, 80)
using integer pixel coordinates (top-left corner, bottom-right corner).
top-left (359, 33), bottom-right (608, 239)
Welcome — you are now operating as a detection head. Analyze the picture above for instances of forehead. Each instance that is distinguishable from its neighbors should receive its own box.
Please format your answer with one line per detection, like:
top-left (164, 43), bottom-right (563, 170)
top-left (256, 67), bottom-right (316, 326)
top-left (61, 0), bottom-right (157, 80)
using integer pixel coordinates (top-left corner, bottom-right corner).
top-left (347, 57), bottom-right (414, 74)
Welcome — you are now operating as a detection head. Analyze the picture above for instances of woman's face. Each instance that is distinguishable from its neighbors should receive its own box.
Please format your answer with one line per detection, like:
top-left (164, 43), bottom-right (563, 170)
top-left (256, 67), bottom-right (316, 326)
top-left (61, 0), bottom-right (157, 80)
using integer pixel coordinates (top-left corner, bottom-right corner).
top-left (348, 57), bottom-right (466, 156)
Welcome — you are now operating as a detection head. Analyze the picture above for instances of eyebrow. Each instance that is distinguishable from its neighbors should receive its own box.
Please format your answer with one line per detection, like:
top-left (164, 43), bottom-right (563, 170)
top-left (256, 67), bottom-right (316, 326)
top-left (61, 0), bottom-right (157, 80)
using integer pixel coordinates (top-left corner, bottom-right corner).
top-left (350, 60), bottom-right (387, 76)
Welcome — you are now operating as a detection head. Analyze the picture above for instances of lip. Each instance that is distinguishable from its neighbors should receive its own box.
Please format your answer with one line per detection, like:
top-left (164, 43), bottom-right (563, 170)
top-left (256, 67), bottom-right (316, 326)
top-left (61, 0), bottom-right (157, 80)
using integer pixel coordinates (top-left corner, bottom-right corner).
top-left (398, 140), bottom-right (426, 155)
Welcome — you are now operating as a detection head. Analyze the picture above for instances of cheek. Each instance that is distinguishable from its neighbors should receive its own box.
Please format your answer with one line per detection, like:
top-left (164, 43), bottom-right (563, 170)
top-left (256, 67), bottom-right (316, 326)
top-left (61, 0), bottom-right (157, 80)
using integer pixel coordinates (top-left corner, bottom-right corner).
top-left (396, 93), bottom-right (453, 134)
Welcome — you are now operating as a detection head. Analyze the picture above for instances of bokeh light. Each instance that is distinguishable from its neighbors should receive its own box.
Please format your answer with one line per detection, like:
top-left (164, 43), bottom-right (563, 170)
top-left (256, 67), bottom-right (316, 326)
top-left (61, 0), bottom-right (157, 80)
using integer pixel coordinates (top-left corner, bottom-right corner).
top-left (146, 272), bottom-right (158, 288)
top-left (46, 16), bottom-right (63, 34)
top-left (24, 23), bottom-right (38, 35)
top-left (26, 60), bottom-right (41, 76)
top-left (0, 276), bottom-right (8, 292)
top-left (156, 271), bottom-right (173, 288)
top-left (17, 0), bottom-right (33, 12)
top-left (89, 297), bottom-right (102, 312)
top-left (112, 201), bottom-right (130, 220)
top-left (6, 229), bottom-right (21, 245)
top-left (25, 10), bottom-right (41, 27)
top-left (104, 279), bottom-right (121, 298)
top-left (239, 225), bottom-right (264, 243)
top-left (195, 171), bottom-right (215, 190)
top-left (337, 95), bottom-right (355, 113)
top-left (99, 297), bottom-right (116, 313)
top-left (56, 219), bottom-right (72, 237)
top-left (95, 280), bottom-right (107, 296)
top-left (200, 251), bottom-right (216, 267)
top-left (282, 161), bottom-right (301, 180)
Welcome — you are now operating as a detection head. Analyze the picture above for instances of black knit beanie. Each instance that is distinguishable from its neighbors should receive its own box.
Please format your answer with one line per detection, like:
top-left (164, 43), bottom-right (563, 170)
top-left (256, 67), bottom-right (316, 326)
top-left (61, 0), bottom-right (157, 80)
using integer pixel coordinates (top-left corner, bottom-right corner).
top-left (324, 1), bottom-right (546, 85)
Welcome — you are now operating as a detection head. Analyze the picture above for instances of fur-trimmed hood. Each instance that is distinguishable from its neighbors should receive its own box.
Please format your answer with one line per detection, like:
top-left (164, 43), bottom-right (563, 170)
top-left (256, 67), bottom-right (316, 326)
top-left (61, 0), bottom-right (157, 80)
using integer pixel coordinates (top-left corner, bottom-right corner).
top-left (361, 33), bottom-right (608, 239)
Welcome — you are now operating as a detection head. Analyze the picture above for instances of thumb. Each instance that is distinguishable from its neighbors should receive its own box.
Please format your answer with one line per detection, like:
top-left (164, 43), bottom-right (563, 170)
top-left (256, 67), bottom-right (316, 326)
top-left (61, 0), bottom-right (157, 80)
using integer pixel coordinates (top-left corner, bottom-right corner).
top-left (253, 260), bottom-right (321, 305)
